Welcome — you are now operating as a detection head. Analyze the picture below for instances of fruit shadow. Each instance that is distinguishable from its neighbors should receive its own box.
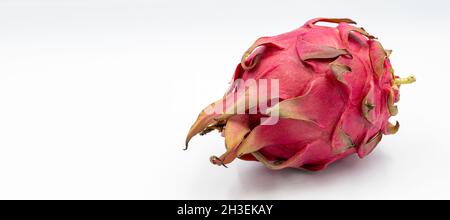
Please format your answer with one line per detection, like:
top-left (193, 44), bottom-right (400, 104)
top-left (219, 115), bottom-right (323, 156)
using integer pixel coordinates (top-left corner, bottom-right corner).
top-left (232, 151), bottom-right (391, 199)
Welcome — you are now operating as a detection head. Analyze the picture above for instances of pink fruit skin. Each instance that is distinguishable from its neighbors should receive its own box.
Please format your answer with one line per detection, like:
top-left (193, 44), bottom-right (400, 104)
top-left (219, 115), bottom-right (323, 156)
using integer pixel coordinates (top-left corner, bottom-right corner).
top-left (186, 18), bottom-right (406, 171)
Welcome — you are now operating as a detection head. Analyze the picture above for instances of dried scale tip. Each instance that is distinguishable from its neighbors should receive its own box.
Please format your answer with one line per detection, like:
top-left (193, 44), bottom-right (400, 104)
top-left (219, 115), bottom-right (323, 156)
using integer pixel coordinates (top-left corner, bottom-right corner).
top-left (251, 152), bottom-right (286, 170)
top-left (185, 18), bottom-right (415, 171)
top-left (210, 156), bottom-right (228, 168)
top-left (240, 37), bottom-right (266, 70)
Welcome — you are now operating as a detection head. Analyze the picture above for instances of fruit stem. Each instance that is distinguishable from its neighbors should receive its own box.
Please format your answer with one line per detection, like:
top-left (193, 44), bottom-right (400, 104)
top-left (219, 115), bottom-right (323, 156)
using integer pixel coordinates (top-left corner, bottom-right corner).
top-left (394, 75), bottom-right (416, 85)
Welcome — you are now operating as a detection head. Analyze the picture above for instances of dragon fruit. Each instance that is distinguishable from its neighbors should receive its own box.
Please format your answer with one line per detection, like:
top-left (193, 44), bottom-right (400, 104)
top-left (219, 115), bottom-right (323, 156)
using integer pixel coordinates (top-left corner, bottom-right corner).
top-left (185, 18), bottom-right (415, 171)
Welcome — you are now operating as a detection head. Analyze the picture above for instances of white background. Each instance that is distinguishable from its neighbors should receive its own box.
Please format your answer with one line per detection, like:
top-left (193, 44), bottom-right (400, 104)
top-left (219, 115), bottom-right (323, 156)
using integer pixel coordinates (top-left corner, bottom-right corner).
top-left (0, 0), bottom-right (449, 199)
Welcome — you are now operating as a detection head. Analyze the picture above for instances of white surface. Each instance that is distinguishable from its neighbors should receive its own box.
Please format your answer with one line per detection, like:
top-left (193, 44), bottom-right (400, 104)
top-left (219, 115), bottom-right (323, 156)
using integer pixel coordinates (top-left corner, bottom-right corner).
top-left (0, 0), bottom-right (448, 199)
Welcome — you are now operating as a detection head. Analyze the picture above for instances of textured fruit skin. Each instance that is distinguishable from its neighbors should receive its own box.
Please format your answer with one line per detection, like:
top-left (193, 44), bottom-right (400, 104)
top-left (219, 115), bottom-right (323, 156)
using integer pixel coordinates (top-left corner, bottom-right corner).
top-left (186, 18), bottom-right (406, 171)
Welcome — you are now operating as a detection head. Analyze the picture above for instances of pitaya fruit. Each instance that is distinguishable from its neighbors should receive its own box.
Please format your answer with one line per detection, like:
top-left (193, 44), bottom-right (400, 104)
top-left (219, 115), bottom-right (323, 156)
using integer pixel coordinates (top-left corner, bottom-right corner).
top-left (185, 18), bottom-right (415, 171)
